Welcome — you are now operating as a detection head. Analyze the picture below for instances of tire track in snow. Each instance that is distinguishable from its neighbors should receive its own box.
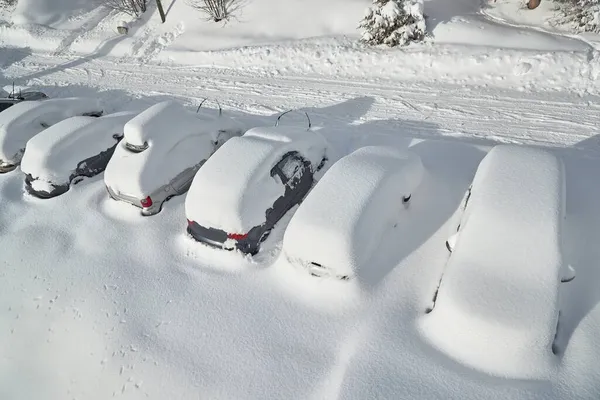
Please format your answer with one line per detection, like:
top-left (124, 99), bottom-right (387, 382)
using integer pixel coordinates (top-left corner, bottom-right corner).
top-left (5, 54), bottom-right (600, 153)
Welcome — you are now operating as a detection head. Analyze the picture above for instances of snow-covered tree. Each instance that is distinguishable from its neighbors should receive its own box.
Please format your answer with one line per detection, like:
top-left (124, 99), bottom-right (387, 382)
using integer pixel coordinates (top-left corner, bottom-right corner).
top-left (553, 0), bottom-right (600, 32)
top-left (0, 0), bottom-right (17, 8)
top-left (359, 0), bottom-right (426, 47)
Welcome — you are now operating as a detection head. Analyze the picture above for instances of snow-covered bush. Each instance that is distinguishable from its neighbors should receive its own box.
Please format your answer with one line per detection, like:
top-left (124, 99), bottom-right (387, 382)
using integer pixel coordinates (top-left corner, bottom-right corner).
top-left (553, 0), bottom-right (600, 33)
top-left (188, 0), bottom-right (247, 23)
top-left (105, 0), bottom-right (148, 17)
top-left (0, 0), bottom-right (17, 8)
top-left (359, 0), bottom-right (426, 47)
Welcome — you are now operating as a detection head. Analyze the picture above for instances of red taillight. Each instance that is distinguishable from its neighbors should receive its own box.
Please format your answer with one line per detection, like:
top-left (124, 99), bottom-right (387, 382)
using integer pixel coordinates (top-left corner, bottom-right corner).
top-left (140, 196), bottom-right (153, 208)
top-left (227, 233), bottom-right (248, 241)
top-left (187, 219), bottom-right (193, 226)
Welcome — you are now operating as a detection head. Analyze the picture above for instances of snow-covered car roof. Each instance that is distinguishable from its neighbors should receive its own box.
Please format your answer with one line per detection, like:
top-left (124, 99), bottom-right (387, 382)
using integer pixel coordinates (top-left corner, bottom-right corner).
top-left (21, 111), bottom-right (137, 183)
top-left (185, 126), bottom-right (329, 233)
top-left (422, 144), bottom-right (565, 379)
top-left (0, 97), bottom-right (102, 163)
top-left (282, 146), bottom-right (424, 278)
top-left (105, 101), bottom-right (243, 199)
top-left (104, 133), bottom-right (216, 199)
top-left (123, 100), bottom-right (237, 148)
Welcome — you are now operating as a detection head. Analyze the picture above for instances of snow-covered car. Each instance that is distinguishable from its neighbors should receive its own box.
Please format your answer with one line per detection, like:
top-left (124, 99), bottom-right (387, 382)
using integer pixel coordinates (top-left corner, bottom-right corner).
top-left (0, 97), bottom-right (103, 173)
top-left (423, 144), bottom-right (574, 378)
top-left (281, 146), bottom-right (424, 280)
top-left (20, 111), bottom-right (138, 199)
top-left (185, 118), bottom-right (329, 255)
top-left (104, 100), bottom-right (245, 216)
top-left (0, 88), bottom-right (48, 113)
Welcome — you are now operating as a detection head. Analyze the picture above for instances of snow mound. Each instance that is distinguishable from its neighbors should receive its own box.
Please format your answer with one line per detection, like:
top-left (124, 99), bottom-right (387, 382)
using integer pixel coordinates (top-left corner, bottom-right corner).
top-left (282, 145), bottom-right (424, 279)
top-left (0, 97), bottom-right (103, 165)
top-left (21, 111), bottom-right (137, 183)
top-left (420, 144), bottom-right (566, 379)
top-left (186, 126), bottom-right (329, 233)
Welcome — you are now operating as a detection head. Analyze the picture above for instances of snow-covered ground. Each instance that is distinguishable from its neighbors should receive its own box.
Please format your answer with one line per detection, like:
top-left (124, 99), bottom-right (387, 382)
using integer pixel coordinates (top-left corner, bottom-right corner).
top-left (2, 0), bottom-right (600, 399)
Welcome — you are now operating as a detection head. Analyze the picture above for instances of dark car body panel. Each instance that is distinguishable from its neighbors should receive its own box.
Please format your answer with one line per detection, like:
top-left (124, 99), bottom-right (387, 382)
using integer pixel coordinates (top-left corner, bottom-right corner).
top-left (0, 91), bottom-right (48, 114)
top-left (25, 139), bottom-right (122, 199)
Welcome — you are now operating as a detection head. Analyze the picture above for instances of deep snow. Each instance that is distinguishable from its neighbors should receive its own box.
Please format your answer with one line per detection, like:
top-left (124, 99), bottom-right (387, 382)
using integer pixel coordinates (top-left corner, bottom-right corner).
top-left (2, 0), bottom-right (600, 399)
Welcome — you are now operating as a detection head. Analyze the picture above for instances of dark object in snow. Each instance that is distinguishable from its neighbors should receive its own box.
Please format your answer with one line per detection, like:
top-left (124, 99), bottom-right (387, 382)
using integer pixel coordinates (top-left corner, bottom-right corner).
top-left (0, 84), bottom-right (48, 114)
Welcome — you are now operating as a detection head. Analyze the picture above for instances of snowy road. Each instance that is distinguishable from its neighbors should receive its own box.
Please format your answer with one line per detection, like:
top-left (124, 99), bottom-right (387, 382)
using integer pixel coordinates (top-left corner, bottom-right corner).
top-left (3, 52), bottom-right (600, 153)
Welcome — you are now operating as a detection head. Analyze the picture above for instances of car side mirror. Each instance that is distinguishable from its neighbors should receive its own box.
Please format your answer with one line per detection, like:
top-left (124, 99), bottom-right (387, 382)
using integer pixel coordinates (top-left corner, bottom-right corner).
top-left (561, 265), bottom-right (576, 283)
top-left (446, 232), bottom-right (459, 253)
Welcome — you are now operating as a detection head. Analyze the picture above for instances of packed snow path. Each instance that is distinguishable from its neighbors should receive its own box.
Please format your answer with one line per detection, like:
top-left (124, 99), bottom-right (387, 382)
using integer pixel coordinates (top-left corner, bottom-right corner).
top-left (2, 52), bottom-right (600, 154)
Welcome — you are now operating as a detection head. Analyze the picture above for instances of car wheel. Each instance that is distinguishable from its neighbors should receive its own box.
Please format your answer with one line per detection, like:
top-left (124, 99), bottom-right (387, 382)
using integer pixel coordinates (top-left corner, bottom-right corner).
top-left (259, 228), bottom-right (272, 243)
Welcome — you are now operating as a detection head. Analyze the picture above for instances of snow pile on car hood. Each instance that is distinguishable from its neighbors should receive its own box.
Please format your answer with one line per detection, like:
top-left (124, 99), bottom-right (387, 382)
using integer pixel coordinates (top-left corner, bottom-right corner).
top-left (0, 97), bottom-right (103, 164)
top-left (282, 145), bottom-right (424, 278)
top-left (186, 126), bottom-right (329, 233)
top-left (420, 144), bottom-right (566, 379)
top-left (21, 111), bottom-right (137, 183)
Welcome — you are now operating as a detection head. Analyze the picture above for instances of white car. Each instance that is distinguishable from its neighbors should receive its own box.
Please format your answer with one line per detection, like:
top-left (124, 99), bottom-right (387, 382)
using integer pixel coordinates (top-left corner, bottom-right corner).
top-left (104, 100), bottom-right (245, 216)
top-left (185, 118), bottom-right (329, 255)
top-left (0, 97), bottom-right (103, 172)
top-left (21, 111), bottom-right (138, 198)
top-left (281, 145), bottom-right (424, 280)
top-left (423, 144), bottom-right (574, 378)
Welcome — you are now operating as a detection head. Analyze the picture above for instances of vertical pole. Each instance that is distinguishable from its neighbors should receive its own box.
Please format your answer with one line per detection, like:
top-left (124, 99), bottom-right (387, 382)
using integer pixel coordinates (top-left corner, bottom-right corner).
top-left (156, 0), bottom-right (166, 23)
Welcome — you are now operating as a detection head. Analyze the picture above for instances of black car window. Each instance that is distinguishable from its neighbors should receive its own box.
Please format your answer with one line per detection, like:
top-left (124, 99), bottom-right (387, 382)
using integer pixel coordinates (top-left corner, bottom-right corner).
top-left (272, 152), bottom-right (306, 184)
top-left (0, 102), bottom-right (13, 112)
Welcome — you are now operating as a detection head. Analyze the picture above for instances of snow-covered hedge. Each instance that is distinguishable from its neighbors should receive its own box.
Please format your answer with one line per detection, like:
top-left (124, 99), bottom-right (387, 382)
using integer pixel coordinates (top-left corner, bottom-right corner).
top-left (358, 0), bottom-right (426, 47)
top-left (553, 0), bottom-right (600, 33)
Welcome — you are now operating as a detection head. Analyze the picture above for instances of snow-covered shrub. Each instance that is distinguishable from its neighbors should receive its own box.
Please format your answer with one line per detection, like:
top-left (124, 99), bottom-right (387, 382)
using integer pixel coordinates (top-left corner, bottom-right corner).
top-left (0, 0), bottom-right (17, 8)
top-left (105, 0), bottom-right (148, 17)
top-left (553, 0), bottom-right (600, 33)
top-left (188, 0), bottom-right (247, 23)
top-left (359, 0), bottom-right (426, 47)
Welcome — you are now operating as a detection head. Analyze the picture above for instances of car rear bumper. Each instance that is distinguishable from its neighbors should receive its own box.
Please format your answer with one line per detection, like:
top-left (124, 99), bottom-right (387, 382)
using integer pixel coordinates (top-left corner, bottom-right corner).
top-left (106, 186), bottom-right (164, 216)
top-left (187, 221), bottom-right (263, 255)
top-left (0, 160), bottom-right (17, 173)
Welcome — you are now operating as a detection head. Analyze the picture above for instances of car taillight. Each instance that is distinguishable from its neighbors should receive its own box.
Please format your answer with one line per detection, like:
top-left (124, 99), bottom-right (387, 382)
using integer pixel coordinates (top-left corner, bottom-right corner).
top-left (227, 233), bottom-right (248, 241)
top-left (140, 196), bottom-right (153, 208)
top-left (187, 219), bottom-right (193, 226)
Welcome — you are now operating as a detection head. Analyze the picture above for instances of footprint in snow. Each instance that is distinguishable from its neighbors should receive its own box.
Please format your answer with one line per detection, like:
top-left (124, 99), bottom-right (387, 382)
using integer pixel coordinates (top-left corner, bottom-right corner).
top-left (514, 62), bottom-right (533, 76)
